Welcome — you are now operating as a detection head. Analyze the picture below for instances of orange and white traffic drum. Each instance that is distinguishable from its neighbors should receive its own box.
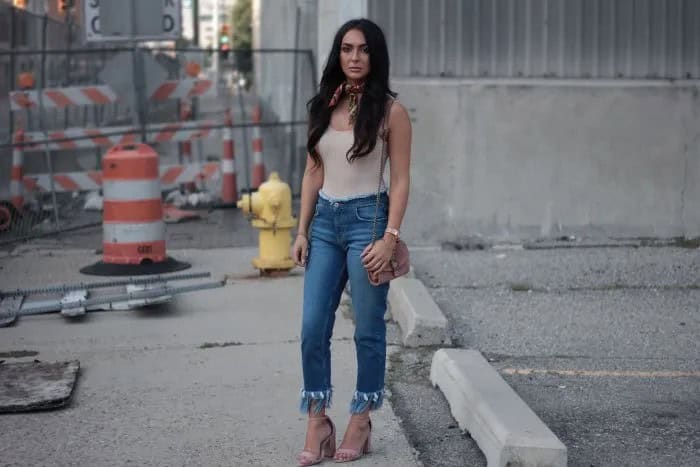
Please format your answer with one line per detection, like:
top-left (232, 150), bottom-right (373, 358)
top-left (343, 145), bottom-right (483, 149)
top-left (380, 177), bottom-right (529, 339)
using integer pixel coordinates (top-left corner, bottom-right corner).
top-left (81, 143), bottom-right (189, 276)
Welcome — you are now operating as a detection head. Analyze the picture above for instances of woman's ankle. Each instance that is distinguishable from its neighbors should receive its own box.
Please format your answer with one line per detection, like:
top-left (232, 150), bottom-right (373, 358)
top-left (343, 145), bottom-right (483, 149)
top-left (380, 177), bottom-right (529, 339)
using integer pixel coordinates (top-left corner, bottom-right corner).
top-left (350, 411), bottom-right (370, 421)
top-left (308, 401), bottom-right (326, 418)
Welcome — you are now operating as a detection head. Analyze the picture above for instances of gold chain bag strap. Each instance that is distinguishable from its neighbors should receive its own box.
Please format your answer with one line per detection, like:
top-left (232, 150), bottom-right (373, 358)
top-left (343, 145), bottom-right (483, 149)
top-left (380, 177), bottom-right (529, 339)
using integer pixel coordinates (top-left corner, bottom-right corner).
top-left (368, 98), bottom-right (410, 286)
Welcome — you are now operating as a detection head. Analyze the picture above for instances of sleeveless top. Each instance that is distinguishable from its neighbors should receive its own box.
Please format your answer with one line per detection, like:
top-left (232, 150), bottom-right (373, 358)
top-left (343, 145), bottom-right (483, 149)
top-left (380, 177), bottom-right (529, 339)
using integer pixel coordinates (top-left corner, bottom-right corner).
top-left (318, 127), bottom-right (388, 201)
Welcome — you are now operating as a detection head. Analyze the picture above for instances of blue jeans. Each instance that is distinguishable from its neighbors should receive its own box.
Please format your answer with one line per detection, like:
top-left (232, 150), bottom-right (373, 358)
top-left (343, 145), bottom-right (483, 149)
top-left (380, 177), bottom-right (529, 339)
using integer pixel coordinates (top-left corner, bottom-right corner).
top-left (300, 192), bottom-right (390, 414)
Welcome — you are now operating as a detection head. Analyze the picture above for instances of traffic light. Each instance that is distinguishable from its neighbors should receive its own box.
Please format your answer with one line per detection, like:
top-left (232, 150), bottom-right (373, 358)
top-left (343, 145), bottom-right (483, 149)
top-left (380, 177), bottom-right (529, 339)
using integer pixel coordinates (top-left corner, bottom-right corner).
top-left (219, 24), bottom-right (230, 60)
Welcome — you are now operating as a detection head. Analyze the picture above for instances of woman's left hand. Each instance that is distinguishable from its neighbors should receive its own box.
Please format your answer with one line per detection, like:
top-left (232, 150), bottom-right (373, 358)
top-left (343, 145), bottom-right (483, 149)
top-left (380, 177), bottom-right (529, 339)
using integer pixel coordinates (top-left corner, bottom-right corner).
top-left (361, 239), bottom-right (395, 274)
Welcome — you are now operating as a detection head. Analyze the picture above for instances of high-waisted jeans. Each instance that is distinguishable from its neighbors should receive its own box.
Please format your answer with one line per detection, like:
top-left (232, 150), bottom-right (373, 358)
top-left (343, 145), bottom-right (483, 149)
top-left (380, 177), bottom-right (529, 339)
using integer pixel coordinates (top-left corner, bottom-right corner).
top-left (300, 192), bottom-right (390, 414)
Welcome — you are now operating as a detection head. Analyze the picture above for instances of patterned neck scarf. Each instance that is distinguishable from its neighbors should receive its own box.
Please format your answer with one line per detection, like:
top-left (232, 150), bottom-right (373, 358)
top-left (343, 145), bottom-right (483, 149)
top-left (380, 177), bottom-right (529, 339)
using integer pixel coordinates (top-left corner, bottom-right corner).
top-left (328, 82), bottom-right (365, 124)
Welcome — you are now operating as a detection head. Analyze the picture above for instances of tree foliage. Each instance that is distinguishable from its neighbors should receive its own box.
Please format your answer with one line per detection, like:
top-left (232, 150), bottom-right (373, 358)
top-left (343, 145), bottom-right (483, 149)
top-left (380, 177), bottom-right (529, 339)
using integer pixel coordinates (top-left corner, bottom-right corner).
top-left (231, 0), bottom-right (252, 50)
top-left (231, 0), bottom-right (252, 73)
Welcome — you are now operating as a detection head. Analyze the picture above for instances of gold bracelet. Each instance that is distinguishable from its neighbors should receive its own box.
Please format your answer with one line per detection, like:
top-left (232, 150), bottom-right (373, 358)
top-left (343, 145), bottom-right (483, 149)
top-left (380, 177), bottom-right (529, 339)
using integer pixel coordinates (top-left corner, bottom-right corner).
top-left (384, 227), bottom-right (400, 240)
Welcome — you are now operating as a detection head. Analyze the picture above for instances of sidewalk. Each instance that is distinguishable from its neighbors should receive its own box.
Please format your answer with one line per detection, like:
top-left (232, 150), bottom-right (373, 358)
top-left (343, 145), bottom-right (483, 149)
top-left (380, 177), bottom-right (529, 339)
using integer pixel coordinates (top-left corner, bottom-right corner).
top-left (0, 247), bottom-right (418, 467)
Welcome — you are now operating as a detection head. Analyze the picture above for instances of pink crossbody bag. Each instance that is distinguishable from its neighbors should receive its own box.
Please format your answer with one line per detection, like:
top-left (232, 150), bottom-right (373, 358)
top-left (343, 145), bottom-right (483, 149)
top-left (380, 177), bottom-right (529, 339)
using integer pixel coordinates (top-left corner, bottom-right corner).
top-left (367, 99), bottom-right (410, 286)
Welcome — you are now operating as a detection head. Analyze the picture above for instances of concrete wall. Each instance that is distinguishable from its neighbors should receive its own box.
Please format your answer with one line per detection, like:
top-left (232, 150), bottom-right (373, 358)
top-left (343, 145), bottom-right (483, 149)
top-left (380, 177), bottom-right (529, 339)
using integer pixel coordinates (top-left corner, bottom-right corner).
top-left (394, 78), bottom-right (700, 244)
top-left (316, 0), bottom-right (366, 83)
top-left (253, 0), bottom-right (367, 119)
top-left (252, 1), bottom-right (699, 243)
top-left (253, 0), bottom-right (317, 122)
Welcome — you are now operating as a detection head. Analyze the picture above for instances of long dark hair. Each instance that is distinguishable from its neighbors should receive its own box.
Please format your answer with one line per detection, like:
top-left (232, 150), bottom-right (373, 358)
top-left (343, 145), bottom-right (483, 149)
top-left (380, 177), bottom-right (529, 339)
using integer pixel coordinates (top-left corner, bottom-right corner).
top-left (307, 18), bottom-right (396, 165)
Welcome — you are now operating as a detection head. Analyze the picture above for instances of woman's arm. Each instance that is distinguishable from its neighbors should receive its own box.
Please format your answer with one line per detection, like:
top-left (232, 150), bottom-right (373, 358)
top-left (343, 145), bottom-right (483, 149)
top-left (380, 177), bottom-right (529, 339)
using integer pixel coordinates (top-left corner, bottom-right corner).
top-left (385, 102), bottom-right (412, 244)
top-left (297, 155), bottom-right (324, 237)
top-left (292, 154), bottom-right (324, 267)
top-left (361, 101), bottom-right (412, 274)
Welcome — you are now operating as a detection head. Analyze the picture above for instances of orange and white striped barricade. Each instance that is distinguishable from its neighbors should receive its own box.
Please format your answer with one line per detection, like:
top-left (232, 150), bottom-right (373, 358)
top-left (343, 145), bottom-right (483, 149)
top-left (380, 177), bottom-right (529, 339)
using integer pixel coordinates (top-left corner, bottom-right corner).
top-left (251, 104), bottom-right (265, 189)
top-left (9, 80), bottom-right (214, 111)
top-left (148, 79), bottom-right (215, 102)
top-left (10, 130), bottom-right (25, 211)
top-left (20, 120), bottom-right (216, 151)
top-left (9, 85), bottom-right (118, 110)
top-left (178, 101), bottom-right (196, 193)
top-left (81, 144), bottom-right (190, 276)
top-left (221, 110), bottom-right (237, 203)
top-left (22, 162), bottom-right (220, 194)
top-left (160, 162), bottom-right (220, 190)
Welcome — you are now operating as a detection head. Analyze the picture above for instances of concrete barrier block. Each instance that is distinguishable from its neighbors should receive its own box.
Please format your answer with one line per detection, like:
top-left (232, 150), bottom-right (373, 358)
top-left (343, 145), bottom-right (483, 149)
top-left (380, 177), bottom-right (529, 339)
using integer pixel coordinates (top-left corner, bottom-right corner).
top-left (430, 349), bottom-right (567, 467)
top-left (388, 277), bottom-right (450, 347)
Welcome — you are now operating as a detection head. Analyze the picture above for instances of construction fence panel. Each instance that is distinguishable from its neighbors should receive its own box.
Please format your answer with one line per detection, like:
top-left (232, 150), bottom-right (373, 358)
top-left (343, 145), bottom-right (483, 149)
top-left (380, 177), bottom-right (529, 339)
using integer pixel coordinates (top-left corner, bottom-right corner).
top-left (1, 42), bottom-right (315, 247)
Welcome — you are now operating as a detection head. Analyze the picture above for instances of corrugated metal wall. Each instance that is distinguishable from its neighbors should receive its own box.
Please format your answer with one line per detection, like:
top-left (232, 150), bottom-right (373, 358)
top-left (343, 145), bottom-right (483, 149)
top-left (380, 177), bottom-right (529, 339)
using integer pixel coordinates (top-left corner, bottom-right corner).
top-left (368, 0), bottom-right (700, 79)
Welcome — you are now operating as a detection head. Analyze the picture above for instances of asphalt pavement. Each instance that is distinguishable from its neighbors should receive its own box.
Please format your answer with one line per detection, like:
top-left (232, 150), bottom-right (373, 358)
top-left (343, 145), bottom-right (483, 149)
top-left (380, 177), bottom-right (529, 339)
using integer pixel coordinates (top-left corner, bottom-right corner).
top-left (389, 245), bottom-right (700, 467)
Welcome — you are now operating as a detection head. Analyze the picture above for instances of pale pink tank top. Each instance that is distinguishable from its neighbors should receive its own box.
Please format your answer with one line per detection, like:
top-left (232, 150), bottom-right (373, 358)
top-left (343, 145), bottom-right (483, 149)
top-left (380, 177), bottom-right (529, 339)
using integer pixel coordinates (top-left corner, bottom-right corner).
top-left (318, 128), bottom-right (387, 201)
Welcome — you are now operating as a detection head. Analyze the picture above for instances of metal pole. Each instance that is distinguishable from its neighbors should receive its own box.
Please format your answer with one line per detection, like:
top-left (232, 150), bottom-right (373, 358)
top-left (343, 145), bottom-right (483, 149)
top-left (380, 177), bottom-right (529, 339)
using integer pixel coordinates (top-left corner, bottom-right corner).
top-left (193, 0), bottom-right (200, 46)
top-left (38, 14), bottom-right (60, 228)
top-left (288, 7), bottom-right (301, 192)
top-left (9, 6), bottom-right (16, 140)
top-left (236, 79), bottom-right (252, 203)
top-left (64, 2), bottom-right (72, 128)
top-left (191, 0), bottom-right (202, 186)
top-left (129, 0), bottom-right (147, 142)
top-left (212, 0), bottom-right (219, 74)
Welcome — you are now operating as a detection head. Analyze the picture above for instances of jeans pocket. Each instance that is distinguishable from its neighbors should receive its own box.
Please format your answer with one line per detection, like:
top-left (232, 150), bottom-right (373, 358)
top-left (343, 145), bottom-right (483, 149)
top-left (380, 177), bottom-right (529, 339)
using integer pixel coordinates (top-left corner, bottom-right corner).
top-left (355, 204), bottom-right (388, 222)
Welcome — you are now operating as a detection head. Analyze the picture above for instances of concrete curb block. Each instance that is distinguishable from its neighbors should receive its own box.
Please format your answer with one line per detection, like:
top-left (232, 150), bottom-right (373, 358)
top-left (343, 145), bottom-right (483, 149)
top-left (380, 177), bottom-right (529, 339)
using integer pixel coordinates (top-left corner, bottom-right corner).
top-left (388, 276), bottom-right (450, 347)
top-left (430, 349), bottom-right (567, 467)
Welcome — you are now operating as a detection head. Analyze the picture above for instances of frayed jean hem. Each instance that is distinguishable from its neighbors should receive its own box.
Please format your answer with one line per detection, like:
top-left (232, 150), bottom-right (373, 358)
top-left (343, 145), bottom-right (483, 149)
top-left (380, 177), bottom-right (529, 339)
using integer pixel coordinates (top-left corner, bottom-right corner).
top-left (349, 389), bottom-right (384, 414)
top-left (299, 388), bottom-right (333, 415)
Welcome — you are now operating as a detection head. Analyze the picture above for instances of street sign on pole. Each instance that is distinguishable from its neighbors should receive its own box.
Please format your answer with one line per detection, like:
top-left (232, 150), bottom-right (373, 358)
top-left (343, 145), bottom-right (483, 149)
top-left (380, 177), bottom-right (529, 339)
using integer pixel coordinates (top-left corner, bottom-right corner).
top-left (83, 0), bottom-right (182, 42)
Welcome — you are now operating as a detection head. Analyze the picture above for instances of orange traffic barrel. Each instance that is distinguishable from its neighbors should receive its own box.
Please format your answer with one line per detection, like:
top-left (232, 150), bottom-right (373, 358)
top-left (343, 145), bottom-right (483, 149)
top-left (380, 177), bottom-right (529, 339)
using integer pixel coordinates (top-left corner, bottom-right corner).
top-left (251, 104), bottom-right (265, 189)
top-left (10, 130), bottom-right (24, 211)
top-left (221, 109), bottom-right (237, 203)
top-left (81, 143), bottom-right (190, 276)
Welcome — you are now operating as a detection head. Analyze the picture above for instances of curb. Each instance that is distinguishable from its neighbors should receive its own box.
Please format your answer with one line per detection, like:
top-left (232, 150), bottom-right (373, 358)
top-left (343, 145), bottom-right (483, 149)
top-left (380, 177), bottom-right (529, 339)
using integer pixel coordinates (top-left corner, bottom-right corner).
top-left (430, 349), bottom-right (567, 467)
top-left (388, 276), bottom-right (450, 347)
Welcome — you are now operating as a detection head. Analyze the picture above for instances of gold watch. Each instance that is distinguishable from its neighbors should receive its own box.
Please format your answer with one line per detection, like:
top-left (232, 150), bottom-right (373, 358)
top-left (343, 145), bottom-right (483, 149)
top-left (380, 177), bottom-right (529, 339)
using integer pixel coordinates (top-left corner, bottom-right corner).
top-left (384, 227), bottom-right (400, 240)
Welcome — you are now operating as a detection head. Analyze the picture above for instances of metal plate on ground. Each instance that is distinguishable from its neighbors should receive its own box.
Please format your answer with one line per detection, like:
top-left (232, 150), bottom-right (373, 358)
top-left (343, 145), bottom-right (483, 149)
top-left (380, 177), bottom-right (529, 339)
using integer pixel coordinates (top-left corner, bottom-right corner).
top-left (0, 361), bottom-right (80, 413)
top-left (0, 296), bottom-right (23, 327)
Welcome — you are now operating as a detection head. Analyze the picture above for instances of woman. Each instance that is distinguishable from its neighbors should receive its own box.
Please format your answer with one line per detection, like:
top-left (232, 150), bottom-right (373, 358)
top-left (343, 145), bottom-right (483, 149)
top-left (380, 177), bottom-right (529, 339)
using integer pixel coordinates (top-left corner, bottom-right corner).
top-left (291, 18), bottom-right (412, 465)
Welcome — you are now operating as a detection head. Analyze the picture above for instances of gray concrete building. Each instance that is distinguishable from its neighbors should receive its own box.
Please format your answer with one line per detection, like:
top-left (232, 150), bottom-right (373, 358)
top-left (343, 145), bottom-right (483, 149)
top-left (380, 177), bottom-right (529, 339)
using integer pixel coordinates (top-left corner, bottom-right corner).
top-left (254, 0), bottom-right (700, 244)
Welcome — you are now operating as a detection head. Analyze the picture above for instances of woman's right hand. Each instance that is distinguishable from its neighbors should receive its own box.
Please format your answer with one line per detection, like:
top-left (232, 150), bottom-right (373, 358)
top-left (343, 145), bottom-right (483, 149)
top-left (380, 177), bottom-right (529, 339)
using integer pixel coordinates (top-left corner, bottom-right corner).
top-left (292, 234), bottom-right (309, 267)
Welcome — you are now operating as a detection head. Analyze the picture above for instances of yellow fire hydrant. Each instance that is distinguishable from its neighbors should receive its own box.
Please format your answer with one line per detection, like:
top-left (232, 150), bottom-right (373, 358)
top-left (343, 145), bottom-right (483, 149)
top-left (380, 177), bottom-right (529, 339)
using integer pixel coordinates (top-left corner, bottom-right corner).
top-left (237, 172), bottom-right (297, 273)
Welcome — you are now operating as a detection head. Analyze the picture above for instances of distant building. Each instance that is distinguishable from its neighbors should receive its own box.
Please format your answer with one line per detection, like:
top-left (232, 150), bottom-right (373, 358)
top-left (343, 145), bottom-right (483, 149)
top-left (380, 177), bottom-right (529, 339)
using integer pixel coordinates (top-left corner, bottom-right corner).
top-left (0, 0), bottom-right (82, 50)
top-left (2, 0), bottom-right (82, 24)
top-left (182, 0), bottom-right (236, 46)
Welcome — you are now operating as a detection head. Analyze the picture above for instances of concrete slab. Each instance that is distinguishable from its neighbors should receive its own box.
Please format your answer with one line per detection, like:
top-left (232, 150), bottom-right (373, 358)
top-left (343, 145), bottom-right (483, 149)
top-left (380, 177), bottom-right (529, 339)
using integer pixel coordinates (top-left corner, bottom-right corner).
top-left (0, 248), bottom-right (418, 466)
top-left (0, 360), bottom-right (80, 413)
top-left (388, 277), bottom-right (450, 347)
top-left (430, 349), bottom-right (567, 467)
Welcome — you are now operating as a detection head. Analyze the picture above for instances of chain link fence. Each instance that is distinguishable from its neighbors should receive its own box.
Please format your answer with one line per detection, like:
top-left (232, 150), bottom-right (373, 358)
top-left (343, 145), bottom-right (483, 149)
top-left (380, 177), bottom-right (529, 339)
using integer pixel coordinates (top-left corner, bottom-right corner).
top-left (1, 5), bottom-right (315, 248)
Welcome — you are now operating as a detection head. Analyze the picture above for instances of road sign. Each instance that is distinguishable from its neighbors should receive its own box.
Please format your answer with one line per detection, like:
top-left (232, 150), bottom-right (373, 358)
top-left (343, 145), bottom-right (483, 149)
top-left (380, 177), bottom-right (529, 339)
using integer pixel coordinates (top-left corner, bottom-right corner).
top-left (83, 0), bottom-right (181, 42)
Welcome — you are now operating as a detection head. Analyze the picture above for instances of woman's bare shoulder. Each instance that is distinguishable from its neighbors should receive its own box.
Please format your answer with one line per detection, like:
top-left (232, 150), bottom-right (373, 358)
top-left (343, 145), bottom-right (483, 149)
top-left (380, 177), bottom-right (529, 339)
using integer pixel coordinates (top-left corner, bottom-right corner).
top-left (387, 99), bottom-right (411, 129)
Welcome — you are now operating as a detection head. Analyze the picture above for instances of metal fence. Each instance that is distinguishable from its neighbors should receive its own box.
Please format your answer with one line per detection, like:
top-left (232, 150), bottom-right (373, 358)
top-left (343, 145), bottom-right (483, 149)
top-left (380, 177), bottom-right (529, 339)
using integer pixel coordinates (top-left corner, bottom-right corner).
top-left (369, 0), bottom-right (700, 80)
top-left (1, 14), bottom-right (315, 247)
